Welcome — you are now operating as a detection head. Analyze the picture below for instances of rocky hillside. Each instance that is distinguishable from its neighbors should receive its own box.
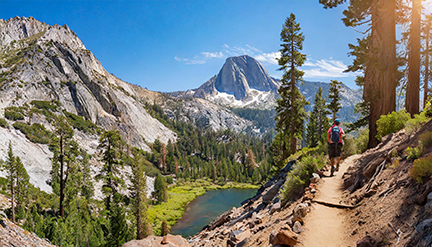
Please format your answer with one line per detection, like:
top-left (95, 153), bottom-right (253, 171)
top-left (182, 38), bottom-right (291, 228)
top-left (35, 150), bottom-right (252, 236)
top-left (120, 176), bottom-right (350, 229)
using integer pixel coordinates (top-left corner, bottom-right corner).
top-left (0, 16), bottom-right (255, 192)
top-left (128, 119), bottom-right (432, 246)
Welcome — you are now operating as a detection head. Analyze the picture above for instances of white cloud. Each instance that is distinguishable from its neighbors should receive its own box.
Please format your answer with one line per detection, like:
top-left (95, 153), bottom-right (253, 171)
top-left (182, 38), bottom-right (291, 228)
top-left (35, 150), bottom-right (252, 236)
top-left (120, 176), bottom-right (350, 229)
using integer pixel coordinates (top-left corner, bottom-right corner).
top-left (302, 58), bottom-right (359, 78)
top-left (255, 52), bottom-right (281, 65)
top-left (202, 51), bottom-right (225, 59)
top-left (175, 44), bottom-right (280, 66)
top-left (174, 56), bottom-right (206, 65)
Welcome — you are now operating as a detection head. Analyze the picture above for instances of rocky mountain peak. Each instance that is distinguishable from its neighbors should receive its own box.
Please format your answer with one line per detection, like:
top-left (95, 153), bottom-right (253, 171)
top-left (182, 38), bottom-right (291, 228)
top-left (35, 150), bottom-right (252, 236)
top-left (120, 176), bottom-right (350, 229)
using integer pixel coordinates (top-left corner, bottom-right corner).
top-left (214, 55), bottom-right (279, 100)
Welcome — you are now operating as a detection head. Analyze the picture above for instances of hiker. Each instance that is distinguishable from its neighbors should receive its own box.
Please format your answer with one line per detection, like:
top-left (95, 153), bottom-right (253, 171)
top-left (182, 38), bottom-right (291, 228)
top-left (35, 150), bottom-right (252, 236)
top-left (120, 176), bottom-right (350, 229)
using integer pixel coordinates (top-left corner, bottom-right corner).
top-left (327, 119), bottom-right (344, 176)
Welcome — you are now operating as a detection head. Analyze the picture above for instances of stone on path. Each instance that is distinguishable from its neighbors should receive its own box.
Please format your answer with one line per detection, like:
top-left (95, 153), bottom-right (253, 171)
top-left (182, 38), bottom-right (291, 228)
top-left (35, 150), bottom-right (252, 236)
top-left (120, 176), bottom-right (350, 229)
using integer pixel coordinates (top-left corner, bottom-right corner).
top-left (269, 228), bottom-right (298, 246)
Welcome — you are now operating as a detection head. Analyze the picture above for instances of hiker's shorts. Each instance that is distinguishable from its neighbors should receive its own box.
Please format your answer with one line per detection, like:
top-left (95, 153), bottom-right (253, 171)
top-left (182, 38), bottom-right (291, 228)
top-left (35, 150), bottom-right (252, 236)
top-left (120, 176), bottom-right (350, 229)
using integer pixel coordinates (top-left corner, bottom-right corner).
top-left (329, 143), bottom-right (343, 158)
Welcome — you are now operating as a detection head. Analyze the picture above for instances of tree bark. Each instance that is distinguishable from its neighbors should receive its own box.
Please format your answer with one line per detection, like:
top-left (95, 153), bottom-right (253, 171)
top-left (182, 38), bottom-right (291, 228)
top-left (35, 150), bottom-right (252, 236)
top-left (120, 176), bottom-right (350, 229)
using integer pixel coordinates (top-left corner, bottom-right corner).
top-left (11, 179), bottom-right (15, 223)
top-left (407, 0), bottom-right (422, 116)
top-left (365, 0), bottom-right (397, 148)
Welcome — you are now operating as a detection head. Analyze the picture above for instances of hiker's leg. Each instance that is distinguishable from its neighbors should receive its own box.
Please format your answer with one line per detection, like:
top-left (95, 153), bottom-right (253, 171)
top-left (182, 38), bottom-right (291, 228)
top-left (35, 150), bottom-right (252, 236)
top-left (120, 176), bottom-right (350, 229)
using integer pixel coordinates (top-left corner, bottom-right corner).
top-left (336, 156), bottom-right (341, 171)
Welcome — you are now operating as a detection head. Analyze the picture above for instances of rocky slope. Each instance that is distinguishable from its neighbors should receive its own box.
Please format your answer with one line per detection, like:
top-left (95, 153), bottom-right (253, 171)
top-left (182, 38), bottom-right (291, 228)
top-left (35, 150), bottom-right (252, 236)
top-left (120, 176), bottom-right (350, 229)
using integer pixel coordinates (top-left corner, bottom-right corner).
top-left (0, 16), bottom-right (255, 192)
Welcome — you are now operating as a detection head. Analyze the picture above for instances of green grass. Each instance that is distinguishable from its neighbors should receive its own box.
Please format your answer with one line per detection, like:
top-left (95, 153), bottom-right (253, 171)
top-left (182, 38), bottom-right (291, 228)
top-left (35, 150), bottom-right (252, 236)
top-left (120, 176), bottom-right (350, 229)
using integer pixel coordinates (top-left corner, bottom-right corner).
top-left (147, 179), bottom-right (259, 235)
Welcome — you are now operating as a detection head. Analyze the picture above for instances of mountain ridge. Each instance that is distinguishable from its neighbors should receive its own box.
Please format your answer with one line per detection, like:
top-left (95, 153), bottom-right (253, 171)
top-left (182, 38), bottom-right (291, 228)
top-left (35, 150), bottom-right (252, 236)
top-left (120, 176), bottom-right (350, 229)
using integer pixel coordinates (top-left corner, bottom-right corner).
top-left (170, 55), bottom-right (362, 122)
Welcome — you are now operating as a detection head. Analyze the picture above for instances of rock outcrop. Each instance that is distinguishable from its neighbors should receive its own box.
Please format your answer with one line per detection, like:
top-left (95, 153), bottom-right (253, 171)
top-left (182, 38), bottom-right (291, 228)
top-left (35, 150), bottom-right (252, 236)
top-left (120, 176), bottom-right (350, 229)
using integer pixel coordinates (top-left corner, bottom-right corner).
top-left (0, 218), bottom-right (56, 247)
top-left (122, 234), bottom-right (191, 247)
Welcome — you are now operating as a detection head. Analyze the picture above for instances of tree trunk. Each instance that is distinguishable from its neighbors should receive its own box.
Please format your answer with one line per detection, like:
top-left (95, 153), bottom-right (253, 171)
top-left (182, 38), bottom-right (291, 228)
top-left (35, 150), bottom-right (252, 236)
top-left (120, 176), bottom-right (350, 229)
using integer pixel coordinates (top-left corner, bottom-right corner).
top-left (365, 0), bottom-right (397, 148)
top-left (406, 0), bottom-right (422, 116)
top-left (60, 135), bottom-right (64, 218)
top-left (11, 180), bottom-right (15, 223)
top-left (425, 22), bottom-right (430, 108)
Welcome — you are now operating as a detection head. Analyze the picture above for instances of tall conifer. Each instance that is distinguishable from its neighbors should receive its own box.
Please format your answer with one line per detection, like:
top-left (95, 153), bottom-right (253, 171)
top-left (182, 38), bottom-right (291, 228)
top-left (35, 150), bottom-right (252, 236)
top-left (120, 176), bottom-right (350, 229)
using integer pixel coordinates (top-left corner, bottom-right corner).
top-left (306, 87), bottom-right (330, 147)
top-left (328, 80), bottom-right (343, 121)
top-left (272, 13), bottom-right (309, 167)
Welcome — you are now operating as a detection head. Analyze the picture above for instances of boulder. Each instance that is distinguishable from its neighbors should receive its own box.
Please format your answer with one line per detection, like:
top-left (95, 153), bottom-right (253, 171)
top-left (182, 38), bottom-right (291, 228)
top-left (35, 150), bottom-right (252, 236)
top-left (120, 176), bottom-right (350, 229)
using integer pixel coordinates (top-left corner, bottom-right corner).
top-left (427, 192), bottom-right (432, 202)
top-left (270, 202), bottom-right (281, 214)
top-left (292, 221), bottom-right (303, 234)
top-left (417, 218), bottom-right (432, 233)
top-left (292, 203), bottom-right (308, 223)
top-left (207, 208), bottom-right (234, 230)
top-left (269, 228), bottom-right (298, 246)
top-left (310, 173), bottom-right (320, 183)
top-left (122, 235), bottom-right (191, 247)
top-left (356, 235), bottom-right (376, 247)
top-left (262, 180), bottom-right (284, 204)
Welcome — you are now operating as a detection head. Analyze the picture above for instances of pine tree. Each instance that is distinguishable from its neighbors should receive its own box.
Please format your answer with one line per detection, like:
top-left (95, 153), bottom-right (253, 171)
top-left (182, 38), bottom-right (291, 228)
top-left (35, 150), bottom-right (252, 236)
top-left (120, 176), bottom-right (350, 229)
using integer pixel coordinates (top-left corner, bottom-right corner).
top-left (306, 87), bottom-right (330, 147)
top-left (3, 142), bottom-right (16, 222)
top-left (273, 13), bottom-right (309, 167)
top-left (154, 173), bottom-right (166, 204)
top-left (50, 116), bottom-right (79, 218)
top-left (96, 130), bottom-right (125, 212)
top-left (328, 80), bottom-right (343, 121)
top-left (130, 149), bottom-right (151, 239)
top-left (1, 142), bottom-right (30, 223)
top-left (106, 192), bottom-right (133, 247)
top-left (14, 157), bottom-right (29, 219)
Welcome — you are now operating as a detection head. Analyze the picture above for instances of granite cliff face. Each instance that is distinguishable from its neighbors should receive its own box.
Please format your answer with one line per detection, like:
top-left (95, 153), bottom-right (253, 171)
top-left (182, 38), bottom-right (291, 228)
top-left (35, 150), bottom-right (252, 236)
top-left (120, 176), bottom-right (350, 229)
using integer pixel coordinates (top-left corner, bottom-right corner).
top-left (0, 16), bottom-right (176, 150)
top-left (0, 17), bottom-right (180, 192)
top-left (0, 17), bottom-right (257, 193)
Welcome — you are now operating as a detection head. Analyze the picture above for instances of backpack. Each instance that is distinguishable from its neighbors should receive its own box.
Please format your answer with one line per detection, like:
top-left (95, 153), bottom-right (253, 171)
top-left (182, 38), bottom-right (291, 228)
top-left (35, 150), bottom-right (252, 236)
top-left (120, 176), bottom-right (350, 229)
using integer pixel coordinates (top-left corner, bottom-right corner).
top-left (331, 126), bottom-right (340, 143)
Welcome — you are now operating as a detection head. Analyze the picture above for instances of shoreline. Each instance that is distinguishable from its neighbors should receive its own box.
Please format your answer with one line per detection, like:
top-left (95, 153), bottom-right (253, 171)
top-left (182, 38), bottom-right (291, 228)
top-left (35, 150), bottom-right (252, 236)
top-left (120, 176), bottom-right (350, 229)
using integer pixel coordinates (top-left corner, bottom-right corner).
top-left (148, 179), bottom-right (260, 235)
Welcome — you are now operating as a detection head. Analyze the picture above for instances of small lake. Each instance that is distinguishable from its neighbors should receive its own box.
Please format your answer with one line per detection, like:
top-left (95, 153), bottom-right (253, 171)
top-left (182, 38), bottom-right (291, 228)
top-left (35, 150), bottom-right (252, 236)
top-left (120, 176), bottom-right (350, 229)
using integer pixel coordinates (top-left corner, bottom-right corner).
top-left (170, 188), bottom-right (257, 238)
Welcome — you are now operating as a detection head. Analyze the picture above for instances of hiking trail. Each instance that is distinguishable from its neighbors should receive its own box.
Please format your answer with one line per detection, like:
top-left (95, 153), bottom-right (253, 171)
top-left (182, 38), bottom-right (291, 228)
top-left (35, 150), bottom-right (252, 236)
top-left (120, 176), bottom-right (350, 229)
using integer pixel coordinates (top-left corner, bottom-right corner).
top-left (298, 155), bottom-right (361, 247)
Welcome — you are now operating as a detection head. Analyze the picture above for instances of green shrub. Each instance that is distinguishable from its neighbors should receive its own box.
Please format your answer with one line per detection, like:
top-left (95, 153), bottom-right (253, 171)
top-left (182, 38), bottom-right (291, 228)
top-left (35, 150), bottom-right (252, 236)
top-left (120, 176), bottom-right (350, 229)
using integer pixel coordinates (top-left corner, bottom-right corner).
top-left (30, 100), bottom-right (59, 111)
top-left (406, 110), bottom-right (431, 134)
top-left (0, 118), bottom-right (7, 128)
top-left (281, 154), bottom-right (326, 201)
top-left (411, 154), bottom-right (432, 183)
top-left (166, 176), bottom-right (174, 185)
top-left (406, 142), bottom-right (424, 161)
top-left (419, 131), bottom-right (432, 147)
top-left (12, 122), bottom-right (52, 144)
top-left (356, 128), bottom-right (369, 153)
top-left (342, 135), bottom-right (357, 156)
top-left (4, 106), bottom-right (26, 120)
top-left (64, 111), bottom-right (98, 134)
top-left (376, 110), bottom-right (410, 141)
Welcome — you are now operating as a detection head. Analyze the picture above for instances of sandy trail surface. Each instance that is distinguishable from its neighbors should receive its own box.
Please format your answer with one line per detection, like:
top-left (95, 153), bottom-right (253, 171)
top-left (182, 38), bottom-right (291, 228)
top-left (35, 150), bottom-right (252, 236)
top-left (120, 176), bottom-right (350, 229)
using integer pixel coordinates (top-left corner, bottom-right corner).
top-left (298, 155), bottom-right (361, 247)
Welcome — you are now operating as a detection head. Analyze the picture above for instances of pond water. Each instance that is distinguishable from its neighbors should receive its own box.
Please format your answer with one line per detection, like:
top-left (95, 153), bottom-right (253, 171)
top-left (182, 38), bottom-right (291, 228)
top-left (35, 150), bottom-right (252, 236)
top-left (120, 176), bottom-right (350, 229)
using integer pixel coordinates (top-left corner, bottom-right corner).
top-left (170, 188), bottom-right (257, 238)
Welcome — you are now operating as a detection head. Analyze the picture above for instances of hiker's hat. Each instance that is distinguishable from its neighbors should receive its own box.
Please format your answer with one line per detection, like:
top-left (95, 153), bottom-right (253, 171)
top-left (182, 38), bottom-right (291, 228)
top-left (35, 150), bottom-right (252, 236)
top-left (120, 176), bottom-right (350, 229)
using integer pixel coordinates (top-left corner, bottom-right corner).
top-left (335, 119), bottom-right (341, 123)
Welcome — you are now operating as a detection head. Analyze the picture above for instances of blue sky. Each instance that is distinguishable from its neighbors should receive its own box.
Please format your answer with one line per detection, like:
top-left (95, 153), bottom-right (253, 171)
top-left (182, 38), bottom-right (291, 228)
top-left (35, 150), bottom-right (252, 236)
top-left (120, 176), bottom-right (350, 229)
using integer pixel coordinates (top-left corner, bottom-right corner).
top-left (0, 0), bottom-right (365, 92)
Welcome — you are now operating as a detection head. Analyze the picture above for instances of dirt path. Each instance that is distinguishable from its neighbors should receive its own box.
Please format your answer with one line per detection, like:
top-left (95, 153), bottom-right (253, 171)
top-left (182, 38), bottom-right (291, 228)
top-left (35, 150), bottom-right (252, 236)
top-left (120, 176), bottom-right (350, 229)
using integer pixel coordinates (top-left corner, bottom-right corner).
top-left (297, 155), bottom-right (361, 247)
